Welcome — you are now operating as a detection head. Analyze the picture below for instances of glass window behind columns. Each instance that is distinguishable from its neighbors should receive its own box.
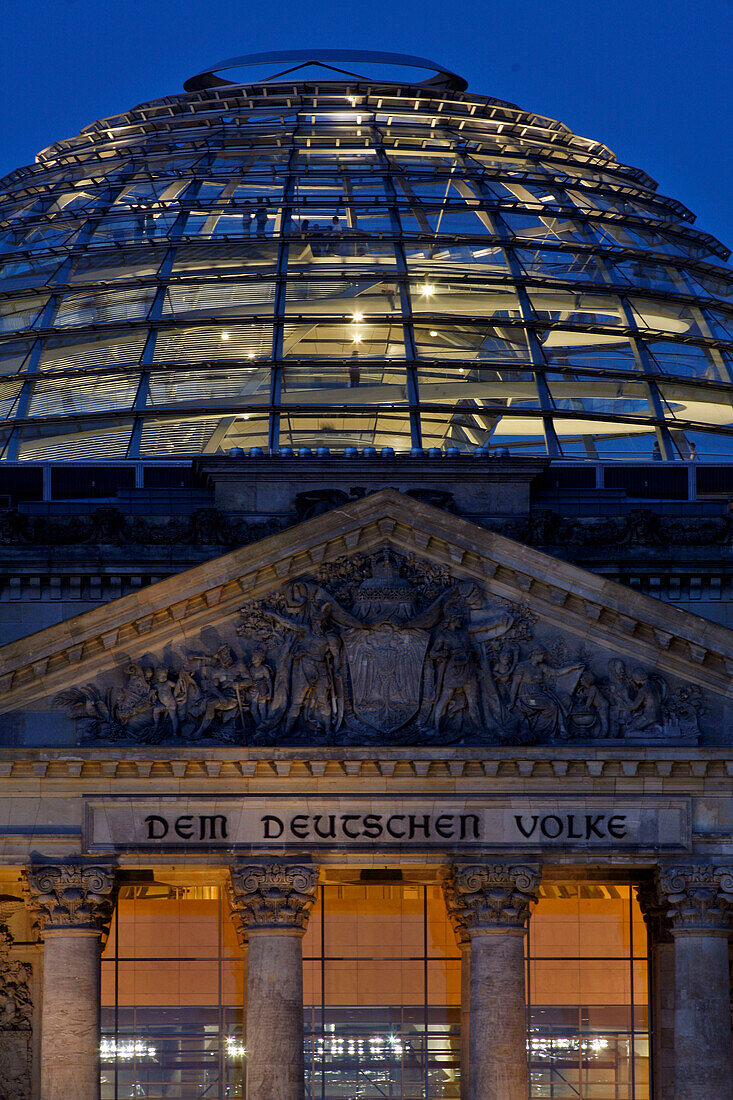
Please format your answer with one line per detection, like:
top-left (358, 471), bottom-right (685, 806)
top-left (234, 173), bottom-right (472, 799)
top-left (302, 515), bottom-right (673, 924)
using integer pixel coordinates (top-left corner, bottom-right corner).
top-left (528, 883), bottom-right (649, 1100)
top-left (100, 883), bottom-right (245, 1100)
top-left (304, 879), bottom-right (649, 1100)
top-left (303, 882), bottom-right (463, 1100)
top-left (100, 878), bottom-right (648, 1100)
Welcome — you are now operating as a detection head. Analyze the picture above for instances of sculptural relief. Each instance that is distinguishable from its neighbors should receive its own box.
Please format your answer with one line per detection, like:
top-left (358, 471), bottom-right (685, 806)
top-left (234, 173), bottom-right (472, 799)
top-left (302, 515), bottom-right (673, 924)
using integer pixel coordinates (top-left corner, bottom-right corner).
top-left (56, 551), bottom-right (703, 746)
top-left (0, 505), bottom-right (286, 548)
top-left (2, 498), bottom-right (733, 552)
top-left (0, 929), bottom-right (31, 1033)
top-left (0, 924), bottom-right (32, 1100)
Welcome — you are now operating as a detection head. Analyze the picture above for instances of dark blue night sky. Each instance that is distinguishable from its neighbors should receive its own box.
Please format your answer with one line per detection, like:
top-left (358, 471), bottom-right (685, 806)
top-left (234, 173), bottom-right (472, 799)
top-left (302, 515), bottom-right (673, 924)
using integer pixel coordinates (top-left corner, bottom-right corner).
top-left (2, 0), bottom-right (731, 248)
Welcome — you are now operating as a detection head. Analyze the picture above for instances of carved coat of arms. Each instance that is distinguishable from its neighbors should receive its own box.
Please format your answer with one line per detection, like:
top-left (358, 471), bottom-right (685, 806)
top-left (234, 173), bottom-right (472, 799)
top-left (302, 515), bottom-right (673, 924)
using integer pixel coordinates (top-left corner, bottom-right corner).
top-left (56, 550), bottom-right (704, 746)
top-left (336, 556), bottom-right (433, 732)
top-left (341, 624), bottom-right (429, 733)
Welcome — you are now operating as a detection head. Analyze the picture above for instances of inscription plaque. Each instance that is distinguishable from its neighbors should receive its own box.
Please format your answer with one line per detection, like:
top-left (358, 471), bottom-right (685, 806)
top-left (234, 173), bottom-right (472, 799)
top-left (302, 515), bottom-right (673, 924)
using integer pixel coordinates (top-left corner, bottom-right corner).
top-left (84, 796), bottom-right (690, 851)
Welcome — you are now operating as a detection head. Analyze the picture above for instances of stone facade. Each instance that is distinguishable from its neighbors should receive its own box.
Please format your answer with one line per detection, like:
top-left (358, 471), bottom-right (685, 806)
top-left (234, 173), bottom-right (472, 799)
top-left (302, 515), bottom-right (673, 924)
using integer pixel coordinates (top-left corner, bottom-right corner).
top-left (1, 483), bottom-right (733, 1098)
top-left (0, 924), bottom-right (32, 1100)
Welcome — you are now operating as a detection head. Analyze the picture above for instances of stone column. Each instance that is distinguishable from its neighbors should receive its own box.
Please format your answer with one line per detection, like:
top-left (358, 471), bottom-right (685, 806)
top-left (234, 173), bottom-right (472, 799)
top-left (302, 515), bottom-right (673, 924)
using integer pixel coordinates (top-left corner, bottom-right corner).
top-left (229, 862), bottom-right (318, 1100)
top-left (636, 881), bottom-right (675, 1100)
top-left (657, 864), bottom-right (733, 1100)
top-left (444, 863), bottom-right (540, 1100)
top-left (23, 863), bottom-right (116, 1100)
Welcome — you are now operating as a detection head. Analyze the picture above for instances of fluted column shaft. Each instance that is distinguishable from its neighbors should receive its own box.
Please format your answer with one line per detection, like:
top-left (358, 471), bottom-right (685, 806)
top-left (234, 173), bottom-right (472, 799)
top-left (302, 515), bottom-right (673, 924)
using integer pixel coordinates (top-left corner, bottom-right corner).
top-left (444, 863), bottom-right (540, 1100)
top-left (657, 865), bottom-right (733, 1100)
top-left (229, 862), bottom-right (318, 1100)
top-left (23, 863), bottom-right (116, 1100)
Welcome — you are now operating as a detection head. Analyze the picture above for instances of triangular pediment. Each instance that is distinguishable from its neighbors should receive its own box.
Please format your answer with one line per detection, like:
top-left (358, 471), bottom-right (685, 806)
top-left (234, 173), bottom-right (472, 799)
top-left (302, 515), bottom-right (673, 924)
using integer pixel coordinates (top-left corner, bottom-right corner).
top-left (1, 489), bottom-right (731, 747)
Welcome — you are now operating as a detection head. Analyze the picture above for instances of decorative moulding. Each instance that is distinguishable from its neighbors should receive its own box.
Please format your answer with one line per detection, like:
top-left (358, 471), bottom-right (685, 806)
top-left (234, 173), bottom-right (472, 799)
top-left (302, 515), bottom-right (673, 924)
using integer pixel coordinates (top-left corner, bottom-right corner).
top-left (0, 490), bottom-right (731, 718)
top-left (0, 747), bottom-right (729, 781)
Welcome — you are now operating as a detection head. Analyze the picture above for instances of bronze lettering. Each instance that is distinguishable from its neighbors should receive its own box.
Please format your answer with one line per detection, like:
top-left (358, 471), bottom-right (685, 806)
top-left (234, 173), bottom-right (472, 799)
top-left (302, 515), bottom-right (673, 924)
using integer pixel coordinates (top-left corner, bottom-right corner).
top-left (262, 814), bottom-right (284, 839)
top-left (199, 814), bottom-right (228, 841)
top-left (290, 814), bottom-right (310, 839)
top-left (409, 815), bottom-right (430, 839)
top-left (145, 814), bottom-right (169, 840)
top-left (144, 803), bottom-right (634, 848)
top-left (607, 815), bottom-right (627, 839)
top-left (459, 814), bottom-right (480, 840)
top-left (515, 815), bottom-right (539, 838)
top-left (386, 815), bottom-right (406, 838)
top-left (341, 815), bottom-right (361, 839)
top-left (313, 814), bottom-right (337, 839)
top-left (174, 815), bottom-right (195, 839)
top-left (540, 815), bottom-right (563, 839)
top-left (362, 814), bottom-right (383, 839)
top-left (434, 814), bottom-right (455, 839)
top-left (566, 814), bottom-right (582, 839)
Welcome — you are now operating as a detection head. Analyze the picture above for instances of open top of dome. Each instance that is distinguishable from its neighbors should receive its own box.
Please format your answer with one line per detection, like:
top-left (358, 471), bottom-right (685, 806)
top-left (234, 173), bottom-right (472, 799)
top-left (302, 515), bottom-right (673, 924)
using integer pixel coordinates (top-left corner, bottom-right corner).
top-left (183, 50), bottom-right (470, 93)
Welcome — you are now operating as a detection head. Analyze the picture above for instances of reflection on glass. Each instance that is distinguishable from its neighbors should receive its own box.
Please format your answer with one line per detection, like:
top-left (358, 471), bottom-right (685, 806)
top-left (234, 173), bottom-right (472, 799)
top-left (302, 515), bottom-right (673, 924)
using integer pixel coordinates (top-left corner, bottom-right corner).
top-left (1, 77), bottom-right (731, 460)
top-left (99, 879), bottom-right (648, 1099)
top-left (528, 883), bottom-right (648, 1100)
top-left (279, 411), bottom-right (414, 450)
top-left (304, 884), bottom-right (461, 1099)
top-left (100, 884), bottom-right (244, 1100)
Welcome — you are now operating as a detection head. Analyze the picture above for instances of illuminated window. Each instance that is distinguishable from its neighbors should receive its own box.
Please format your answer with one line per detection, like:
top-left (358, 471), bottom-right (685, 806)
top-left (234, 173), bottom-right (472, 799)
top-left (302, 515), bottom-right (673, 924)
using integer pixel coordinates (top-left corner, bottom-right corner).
top-left (100, 883), bottom-right (244, 1100)
top-left (528, 883), bottom-right (649, 1099)
top-left (1, 78), bottom-right (731, 461)
top-left (100, 878), bottom-right (648, 1098)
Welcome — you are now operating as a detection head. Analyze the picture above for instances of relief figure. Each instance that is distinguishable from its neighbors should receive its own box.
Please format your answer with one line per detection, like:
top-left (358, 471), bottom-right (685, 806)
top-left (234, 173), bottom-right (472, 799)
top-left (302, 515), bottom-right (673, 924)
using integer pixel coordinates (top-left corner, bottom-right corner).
top-left (570, 670), bottom-right (610, 738)
top-left (626, 668), bottom-right (665, 733)
top-left (55, 552), bottom-right (702, 747)
top-left (248, 651), bottom-right (273, 725)
top-left (607, 659), bottom-right (634, 737)
top-left (509, 646), bottom-right (584, 742)
top-left (265, 599), bottom-right (346, 736)
top-left (426, 615), bottom-right (483, 735)
top-left (187, 646), bottom-right (247, 740)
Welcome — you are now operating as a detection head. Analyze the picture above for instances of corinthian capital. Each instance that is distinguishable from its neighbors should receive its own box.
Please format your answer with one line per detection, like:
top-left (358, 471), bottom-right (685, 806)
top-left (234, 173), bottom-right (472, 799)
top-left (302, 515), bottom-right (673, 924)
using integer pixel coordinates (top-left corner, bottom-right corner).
top-left (657, 864), bottom-right (733, 933)
top-left (22, 863), bottom-right (116, 936)
top-left (229, 862), bottom-right (318, 933)
top-left (445, 863), bottom-right (540, 934)
top-left (442, 875), bottom-right (470, 946)
top-left (635, 881), bottom-right (674, 944)
top-left (225, 879), bottom-right (249, 949)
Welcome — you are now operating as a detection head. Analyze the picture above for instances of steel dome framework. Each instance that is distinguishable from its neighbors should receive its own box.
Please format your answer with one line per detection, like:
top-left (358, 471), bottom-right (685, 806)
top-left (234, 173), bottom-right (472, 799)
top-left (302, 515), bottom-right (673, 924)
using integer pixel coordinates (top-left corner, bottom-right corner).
top-left (0, 53), bottom-right (732, 462)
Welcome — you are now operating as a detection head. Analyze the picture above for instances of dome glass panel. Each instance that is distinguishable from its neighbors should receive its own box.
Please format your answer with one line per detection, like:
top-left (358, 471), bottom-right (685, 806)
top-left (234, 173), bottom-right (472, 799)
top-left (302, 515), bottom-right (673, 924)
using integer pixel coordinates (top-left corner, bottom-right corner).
top-left (0, 51), bottom-right (731, 461)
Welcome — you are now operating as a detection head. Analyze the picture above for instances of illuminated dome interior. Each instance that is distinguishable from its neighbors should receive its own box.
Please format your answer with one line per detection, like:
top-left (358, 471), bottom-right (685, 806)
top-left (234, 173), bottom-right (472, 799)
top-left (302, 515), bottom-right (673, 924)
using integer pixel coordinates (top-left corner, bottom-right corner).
top-left (0, 50), bottom-right (731, 461)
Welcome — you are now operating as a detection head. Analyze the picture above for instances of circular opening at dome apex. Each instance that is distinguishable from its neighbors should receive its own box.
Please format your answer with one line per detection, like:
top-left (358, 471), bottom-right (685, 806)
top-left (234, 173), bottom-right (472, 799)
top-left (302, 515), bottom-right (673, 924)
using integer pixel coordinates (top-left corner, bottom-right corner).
top-left (183, 49), bottom-right (469, 93)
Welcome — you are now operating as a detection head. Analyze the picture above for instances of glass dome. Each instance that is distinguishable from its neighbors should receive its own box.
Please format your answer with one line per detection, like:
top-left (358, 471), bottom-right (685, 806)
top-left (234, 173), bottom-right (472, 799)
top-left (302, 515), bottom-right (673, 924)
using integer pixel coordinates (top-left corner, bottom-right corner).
top-left (0, 50), bottom-right (731, 462)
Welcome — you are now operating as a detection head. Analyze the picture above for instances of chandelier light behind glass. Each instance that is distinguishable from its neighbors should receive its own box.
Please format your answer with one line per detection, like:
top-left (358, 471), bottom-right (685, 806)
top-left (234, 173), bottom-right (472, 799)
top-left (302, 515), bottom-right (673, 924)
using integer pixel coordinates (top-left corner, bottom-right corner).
top-left (0, 51), bottom-right (731, 461)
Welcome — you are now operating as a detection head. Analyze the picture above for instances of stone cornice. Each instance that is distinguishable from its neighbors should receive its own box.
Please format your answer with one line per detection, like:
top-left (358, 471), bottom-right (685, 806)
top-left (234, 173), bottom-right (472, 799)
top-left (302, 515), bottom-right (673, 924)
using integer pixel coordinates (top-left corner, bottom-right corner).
top-left (194, 455), bottom-right (548, 488)
top-left (1, 489), bottom-right (733, 710)
top-left (0, 745), bottom-right (730, 782)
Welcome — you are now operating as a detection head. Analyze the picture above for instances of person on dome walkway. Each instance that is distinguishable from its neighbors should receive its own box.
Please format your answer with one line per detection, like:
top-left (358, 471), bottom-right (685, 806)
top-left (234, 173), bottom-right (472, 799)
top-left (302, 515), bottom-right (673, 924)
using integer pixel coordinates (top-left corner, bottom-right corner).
top-left (255, 199), bottom-right (268, 236)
